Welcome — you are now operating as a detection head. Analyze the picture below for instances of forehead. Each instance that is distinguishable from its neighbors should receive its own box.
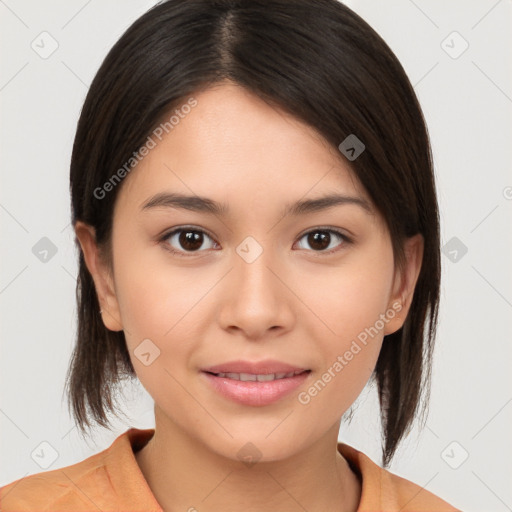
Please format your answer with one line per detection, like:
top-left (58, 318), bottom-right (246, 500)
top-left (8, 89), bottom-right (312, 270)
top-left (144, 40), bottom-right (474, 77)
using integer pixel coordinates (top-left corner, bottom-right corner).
top-left (115, 82), bottom-right (371, 216)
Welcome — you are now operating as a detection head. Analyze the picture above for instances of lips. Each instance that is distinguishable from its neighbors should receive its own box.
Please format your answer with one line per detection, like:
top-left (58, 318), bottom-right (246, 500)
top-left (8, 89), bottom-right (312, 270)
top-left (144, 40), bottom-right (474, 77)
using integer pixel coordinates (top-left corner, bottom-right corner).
top-left (210, 370), bottom-right (307, 381)
top-left (201, 359), bottom-right (309, 375)
top-left (200, 359), bottom-right (312, 406)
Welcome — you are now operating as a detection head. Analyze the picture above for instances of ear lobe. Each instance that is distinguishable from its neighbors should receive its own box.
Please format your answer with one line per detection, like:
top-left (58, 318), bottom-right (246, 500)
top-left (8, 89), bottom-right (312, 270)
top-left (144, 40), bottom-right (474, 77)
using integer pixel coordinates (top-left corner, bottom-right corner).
top-left (74, 221), bottom-right (123, 332)
top-left (383, 233), bottom-right (424, 336)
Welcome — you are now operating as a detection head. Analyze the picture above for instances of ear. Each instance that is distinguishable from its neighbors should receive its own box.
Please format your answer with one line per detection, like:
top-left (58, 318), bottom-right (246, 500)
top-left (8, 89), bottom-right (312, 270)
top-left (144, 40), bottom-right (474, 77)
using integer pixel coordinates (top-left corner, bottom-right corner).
top-left (383, 233), bottom-right (424, 336)
top-left (74, 221), bottom-right (123, 332)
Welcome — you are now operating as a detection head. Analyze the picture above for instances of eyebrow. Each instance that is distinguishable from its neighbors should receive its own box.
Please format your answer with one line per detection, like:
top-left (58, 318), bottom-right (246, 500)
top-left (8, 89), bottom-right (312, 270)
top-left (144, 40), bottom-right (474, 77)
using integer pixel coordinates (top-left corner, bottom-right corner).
top-left (140, 192), bottom-right (372, 217)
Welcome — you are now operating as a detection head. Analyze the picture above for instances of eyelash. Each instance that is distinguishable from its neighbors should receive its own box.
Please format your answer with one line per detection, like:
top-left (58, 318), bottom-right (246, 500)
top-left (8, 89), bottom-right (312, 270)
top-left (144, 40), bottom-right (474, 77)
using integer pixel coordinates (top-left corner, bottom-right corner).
top-left (158, 225), bottom-right (353, 258)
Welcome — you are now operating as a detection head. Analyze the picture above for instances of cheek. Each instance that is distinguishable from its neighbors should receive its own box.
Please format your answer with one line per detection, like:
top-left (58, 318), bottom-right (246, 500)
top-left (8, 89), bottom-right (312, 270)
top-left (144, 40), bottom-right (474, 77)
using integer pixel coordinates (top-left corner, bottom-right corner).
top-left (299, 241), bottom-right (394, 342)
top-left (112, 220), bottom-right (200, 330)
top-left (116, 265), bottom-right (202, 339)
top-left (295, 243), bottom-right (395, 412)
top-left (111, 230), bottom-right (216, 372)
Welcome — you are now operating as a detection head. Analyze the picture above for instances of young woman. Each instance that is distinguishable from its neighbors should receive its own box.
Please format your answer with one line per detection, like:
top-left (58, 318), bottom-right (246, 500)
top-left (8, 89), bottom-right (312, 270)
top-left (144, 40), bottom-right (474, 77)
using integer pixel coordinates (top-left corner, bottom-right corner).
top-left (0, 0), bottom-right (461, 510)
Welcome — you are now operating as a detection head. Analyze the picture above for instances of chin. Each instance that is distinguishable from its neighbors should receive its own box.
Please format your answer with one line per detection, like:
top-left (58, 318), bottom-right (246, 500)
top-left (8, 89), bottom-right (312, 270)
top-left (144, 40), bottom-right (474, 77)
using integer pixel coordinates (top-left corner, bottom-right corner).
top-left (203, 430), bottom-right (307, 466)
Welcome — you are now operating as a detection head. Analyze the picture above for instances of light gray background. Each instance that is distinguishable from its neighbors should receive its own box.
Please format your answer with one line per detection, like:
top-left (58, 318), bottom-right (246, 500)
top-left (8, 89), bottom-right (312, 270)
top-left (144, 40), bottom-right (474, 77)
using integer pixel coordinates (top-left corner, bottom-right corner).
top-left (1, 1), bottom-right (511, 511)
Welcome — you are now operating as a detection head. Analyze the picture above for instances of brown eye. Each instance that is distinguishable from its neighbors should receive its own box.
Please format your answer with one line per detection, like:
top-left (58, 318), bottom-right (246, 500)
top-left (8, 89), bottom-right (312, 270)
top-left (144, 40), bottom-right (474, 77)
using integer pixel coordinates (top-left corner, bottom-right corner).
top-left (295, 228), bottom-right (349, 253)
top-left (306, 231), bottom-right (330, 251)
top-left (178, 230), bottom-right (204, 251)
top-left (162, 227), bottom-right (217, 255)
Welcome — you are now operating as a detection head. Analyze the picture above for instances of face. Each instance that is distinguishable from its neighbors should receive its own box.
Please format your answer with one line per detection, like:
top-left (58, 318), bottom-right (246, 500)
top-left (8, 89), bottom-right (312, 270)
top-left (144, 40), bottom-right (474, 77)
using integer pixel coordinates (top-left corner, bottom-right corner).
top-left (76, 81), bottom-right (422, 462)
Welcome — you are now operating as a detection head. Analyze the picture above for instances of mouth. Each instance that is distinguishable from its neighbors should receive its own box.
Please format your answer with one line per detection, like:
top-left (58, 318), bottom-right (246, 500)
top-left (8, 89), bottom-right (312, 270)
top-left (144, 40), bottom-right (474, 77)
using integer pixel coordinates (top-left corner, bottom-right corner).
top-left (201, 359), bottom-right (310, 376)
top-left (200, 361), bottom-right (312, 406)
top-left (202, 369), bottom-right (310, 381)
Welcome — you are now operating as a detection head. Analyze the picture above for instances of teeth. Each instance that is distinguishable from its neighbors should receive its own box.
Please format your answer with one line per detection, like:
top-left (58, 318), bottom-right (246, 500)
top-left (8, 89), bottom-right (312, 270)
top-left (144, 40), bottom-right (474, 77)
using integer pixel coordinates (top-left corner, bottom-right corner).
top-left (239, 373), bottom-right (257, 381)
top-left (214, 370), bottom-right (306, 381)
top-left (256, 374), bottom-right (276, 382)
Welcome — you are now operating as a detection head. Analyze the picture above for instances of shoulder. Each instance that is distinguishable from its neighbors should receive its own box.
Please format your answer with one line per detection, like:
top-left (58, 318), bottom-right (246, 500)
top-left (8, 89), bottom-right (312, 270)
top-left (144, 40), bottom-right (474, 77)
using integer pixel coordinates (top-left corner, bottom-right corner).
top-left (0, 428), bottom-right (159, 512)
top-left (0, 436), bottom-right (122, 512)
top-left (378, 465), bottom-right (462, 511)
top-left (0, 449), bottom-right (110, 511)
top-left (337, 442), bottom-right (462, 512)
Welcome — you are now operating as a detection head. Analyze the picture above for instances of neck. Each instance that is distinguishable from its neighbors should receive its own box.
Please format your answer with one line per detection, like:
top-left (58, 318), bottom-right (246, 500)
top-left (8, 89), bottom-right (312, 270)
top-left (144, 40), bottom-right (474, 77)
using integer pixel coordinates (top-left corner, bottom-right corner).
top-left (135, 407), bottom-right (361, 512)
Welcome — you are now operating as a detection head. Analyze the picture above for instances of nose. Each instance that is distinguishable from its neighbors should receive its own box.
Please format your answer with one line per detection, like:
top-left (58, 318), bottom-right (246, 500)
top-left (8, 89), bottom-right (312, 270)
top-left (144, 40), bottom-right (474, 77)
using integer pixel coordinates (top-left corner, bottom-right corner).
top-left (217, 245), bottom-right (295, 341)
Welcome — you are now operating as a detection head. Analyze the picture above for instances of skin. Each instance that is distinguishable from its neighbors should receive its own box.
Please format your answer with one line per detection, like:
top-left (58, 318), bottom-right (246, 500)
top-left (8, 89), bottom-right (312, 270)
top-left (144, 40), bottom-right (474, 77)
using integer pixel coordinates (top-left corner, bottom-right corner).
top-left (75, 81), bottom-right (423, 512)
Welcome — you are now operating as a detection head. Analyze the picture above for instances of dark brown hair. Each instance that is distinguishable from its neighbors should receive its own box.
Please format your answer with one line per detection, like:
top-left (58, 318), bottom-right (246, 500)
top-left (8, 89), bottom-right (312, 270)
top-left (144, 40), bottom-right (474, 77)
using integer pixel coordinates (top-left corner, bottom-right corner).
top-left (65, 0), bottom-right (440, 467)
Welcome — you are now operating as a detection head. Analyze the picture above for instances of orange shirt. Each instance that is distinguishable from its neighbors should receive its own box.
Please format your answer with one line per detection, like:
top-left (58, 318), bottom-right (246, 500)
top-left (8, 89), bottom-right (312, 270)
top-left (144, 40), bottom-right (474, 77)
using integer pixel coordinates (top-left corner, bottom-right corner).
top-left (0, 427), bottom-right (460, 511)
